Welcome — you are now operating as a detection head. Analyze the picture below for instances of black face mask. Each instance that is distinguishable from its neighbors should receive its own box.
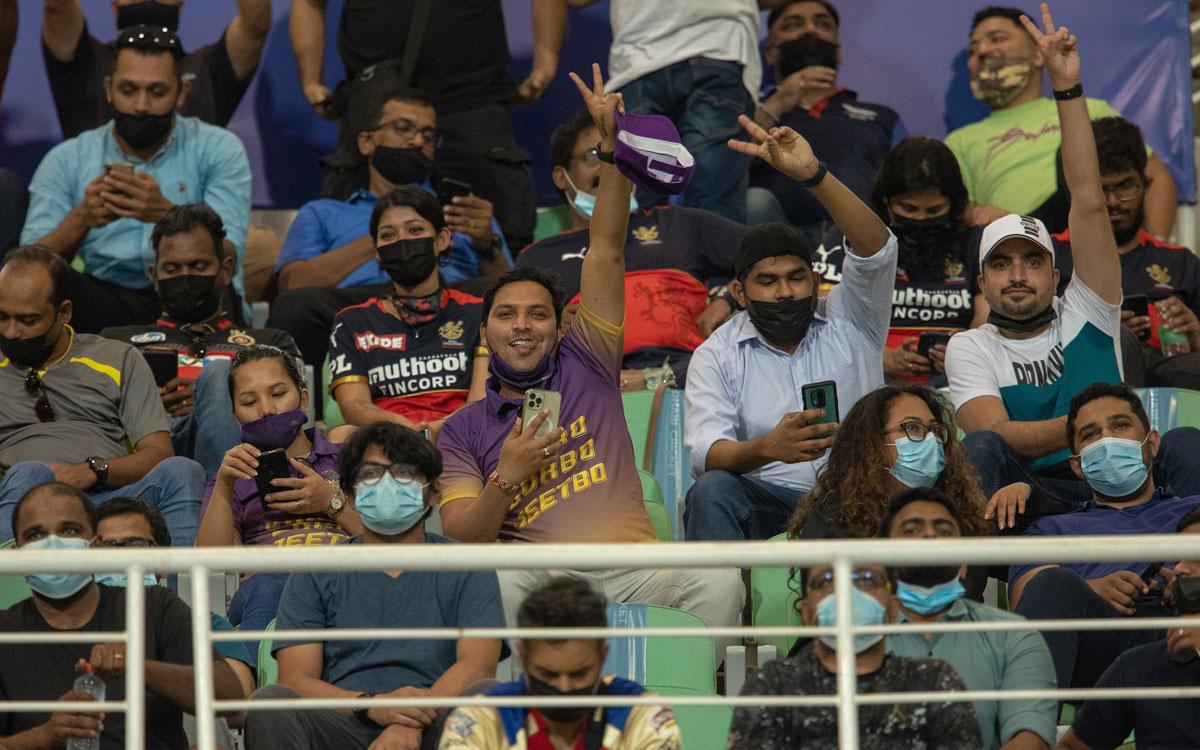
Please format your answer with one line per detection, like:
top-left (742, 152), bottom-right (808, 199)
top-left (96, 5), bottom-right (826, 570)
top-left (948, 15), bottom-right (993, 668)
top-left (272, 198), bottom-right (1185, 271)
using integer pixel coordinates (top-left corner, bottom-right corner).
top-left (370, 146), bottom-right (433, 187)
top-left (777, 35), bottom-right (839, 80)
top-left (525, 673), bottom-right (599, 724)
top-left (377, 237), bottom-right (439, 288)
top-left (1171, 575), bottom-right (1200, 616)
top-left (158, 274), bottom-right (221, 323)
top-left (114, 111), bottom-right (175, 151)
top-left (895, 565), bottom-right (961, 589)
top-left (987, 305), bottom-right (1057, 334)
top-left (116, 1), bottom-right (180, 32)
top-left (890, 214), bottom-right (964, 255)
top-left (747, 295), bottom-right (816, 348)
top-left (0, 323), bottom-right (61, 370)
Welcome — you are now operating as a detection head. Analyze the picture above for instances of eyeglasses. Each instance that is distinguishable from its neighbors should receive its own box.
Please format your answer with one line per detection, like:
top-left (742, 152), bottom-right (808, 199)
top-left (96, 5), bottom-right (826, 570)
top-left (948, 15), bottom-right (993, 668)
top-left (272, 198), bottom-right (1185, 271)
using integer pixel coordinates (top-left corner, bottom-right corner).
top-left (23, 370), bottom-right (55, 423)
top-left (98, 537), bottom-right (157, 548)
top-left (115, 25), bottom-right (182, 53)
top-left (886, 420), bottom-right (949, 444)
top-left (1101, 178), bottom-right (1142, 204)
top-left (569, 148), bottom-right (600, 166)
top-left (353, 462), bottom-right (424, 486)
top-left (807, 568), bottom-right (890, 594)
top-left (370, 117), bottom-right (441, 147)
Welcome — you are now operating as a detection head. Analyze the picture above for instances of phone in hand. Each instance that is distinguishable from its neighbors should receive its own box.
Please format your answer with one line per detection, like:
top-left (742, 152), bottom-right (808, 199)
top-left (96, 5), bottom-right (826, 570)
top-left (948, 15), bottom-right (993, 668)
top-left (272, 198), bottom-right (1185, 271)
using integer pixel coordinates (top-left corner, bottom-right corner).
top-left (1122, 294), bottom-right (1149, 318)
top-left (917, 331), bottom-right (952, 360)
top-left (521, 389), bottom-right (562, 438)
top-left (254, 448), bottom-right (292, 501)
top-left (437, 177), bottom-right (473, 207)
top-left (141, 348), bottom-right (178, 388)
top-left (801, 380), bottom-right (838, 425)
top-left (1139, 561), bottom-right (1164, 583)
top-left (104, 162), bottom-right (134, 177)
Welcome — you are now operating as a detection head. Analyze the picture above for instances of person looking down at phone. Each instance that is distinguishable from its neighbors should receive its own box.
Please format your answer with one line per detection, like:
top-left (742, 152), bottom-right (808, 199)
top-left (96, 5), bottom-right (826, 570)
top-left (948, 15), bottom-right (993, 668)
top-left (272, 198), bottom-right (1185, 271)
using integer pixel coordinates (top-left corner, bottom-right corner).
top-left (268, 86), bottom-right (512, 381)
top-left (197, 345), bottom-right (360, 663)
top-left (0, 245), bottom-right (206, 547)
top-left (1005, 382), bottom-right (1200, 690)
top-left (436, 65), bottom-right (744, 636)
top-left (21, 26), bottom-right (252, 334)
top-left (683, 105), bottom-right (898, 543)
top-left (101, 204), bottom-right (300, 477)
top-left (328, 187), bottom-right (489, 443)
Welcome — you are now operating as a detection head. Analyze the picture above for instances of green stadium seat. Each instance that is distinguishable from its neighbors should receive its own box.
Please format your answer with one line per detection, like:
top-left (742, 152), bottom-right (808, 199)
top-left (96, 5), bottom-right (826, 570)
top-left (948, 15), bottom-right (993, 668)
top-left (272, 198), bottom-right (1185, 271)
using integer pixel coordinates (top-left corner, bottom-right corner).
top-left (256, 618), bottom-right (278, 688)
top-left (1135, 387), bottom-right (1200, 433)
top-left (660, 686), bottom-right (732, 750)
top-left (322, 355), bottom-right (345, 428)
top-left (643, 501), bottom-right (673, 542)
top-left (0, 539), bottom-right (30, 609)
top-left (750, 533), bottom-right (801, 657)
top-left (533, 205), bottom-right (572, 242)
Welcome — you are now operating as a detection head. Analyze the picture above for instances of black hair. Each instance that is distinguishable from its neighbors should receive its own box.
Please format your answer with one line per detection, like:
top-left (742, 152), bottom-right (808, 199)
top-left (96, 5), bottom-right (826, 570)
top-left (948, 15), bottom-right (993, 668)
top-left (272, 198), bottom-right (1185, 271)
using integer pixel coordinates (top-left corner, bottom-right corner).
top-left (767, 0), bottom-right (840, 32)
top-left (871, 137), bottom-right (969, 224)
top-left (1066, 382), bottom-right (1151, 453)
top-left (96, 497), bottom-right (172, 547)
top-left (12, 482), bottom-right (98, 541)
top-left (369, 185), bottom-right (446, 240)
top-left (482, 267), bottom-right (567, 325)
top-left (549, 110), bottom-right (599, 204)
top-left (1093, 117), bottom-right (1149, 179)
top-left (151, 203), bottom-right (226, 261)
top-left (227, 345), bottom-right (307, 401)
top-left (338, 421), bottom-right (443, 494)
top-left (1177, 507), bottom-right (1200, 533)
top-left (360, 86), bottom-right (436, 135)
top-left (517, 577), bottom-right (607, 647)
top-left (971, 6), bottom-right (1030, 33)
top-left (112, 24), bottom-right (184, 81)
top-left (3, 244), bottom-right (71, 307)
top-left (876, 488), bottom-right (966, 538)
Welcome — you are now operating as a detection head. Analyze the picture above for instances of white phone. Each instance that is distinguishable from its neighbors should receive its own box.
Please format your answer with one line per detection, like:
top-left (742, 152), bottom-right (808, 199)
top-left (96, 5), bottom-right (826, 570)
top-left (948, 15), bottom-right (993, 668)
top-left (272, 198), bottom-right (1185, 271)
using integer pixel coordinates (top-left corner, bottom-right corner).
top-left (521, 389), bottom-right (562, 438)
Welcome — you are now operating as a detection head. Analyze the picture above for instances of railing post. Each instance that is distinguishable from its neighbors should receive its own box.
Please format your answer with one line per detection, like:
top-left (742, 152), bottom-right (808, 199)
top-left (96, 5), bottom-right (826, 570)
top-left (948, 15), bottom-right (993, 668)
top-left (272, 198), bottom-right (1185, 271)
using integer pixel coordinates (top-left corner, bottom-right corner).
top-left (189, 565), bottom-right (215, 750)
top-left (123, 565), bottom-right (145, 750)
top-left (833, 557), bottom-right (859, 750)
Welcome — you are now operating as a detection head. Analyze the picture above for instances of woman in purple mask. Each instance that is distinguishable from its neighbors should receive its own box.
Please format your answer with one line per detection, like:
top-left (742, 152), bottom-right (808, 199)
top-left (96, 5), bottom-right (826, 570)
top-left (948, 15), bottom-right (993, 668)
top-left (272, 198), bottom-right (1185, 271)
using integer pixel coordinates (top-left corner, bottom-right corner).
top-left (197, 345), bottom-right (361, 661)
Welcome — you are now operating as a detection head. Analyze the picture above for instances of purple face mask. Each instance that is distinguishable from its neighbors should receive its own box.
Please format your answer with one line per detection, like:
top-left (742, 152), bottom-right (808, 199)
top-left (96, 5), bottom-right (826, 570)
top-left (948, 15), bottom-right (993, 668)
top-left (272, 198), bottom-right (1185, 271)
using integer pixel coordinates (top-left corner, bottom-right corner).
top-left (613, 110), bottom-right (695, 195)
top-left (240, 409), bottom-right (307, 451)
top-left (488, 352), bottom-right (556, 393)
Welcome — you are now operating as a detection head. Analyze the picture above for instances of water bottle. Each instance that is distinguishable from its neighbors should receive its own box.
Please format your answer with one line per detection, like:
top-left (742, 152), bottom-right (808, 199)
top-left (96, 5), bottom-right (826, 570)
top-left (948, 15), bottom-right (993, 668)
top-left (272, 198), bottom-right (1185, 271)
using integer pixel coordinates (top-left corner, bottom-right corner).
top-left (66, 665), bottom-right (105, 750)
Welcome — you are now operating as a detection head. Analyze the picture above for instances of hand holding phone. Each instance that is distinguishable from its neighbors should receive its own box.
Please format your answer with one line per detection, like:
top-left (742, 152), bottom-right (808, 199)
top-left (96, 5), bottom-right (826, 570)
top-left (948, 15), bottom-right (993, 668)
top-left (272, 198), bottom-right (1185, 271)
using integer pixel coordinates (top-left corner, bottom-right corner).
top-left (254, 448), bottom-right (293, 501)
top-left (437, 177), bottom-right (473, 207)
top-left (917, 332), bottom-right (952, 361)
top-left (141, 348), bottom-right (178, 388)
top-left (801, 381), bottom-right (838, 425)
top-left (521, 389), bottom-right (562, 437)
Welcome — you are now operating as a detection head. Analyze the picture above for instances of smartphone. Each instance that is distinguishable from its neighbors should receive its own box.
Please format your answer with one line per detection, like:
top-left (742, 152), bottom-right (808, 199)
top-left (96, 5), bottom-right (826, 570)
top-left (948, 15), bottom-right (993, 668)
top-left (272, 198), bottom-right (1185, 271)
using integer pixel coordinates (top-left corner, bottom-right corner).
top-left (436, 177), bottom-right (473, 207)
top-left (1139, 561), bottom-right (1164, 582)
top-left (1122, 294), bottom-right (1149, 318)
top-left (917, 331), bottom-right (952, 360)
top-left (254, 448), bottom-right (292, 501)
top-left (104, 162), bottom-right (134, 177)
top-left (521, 389), bottom-right (562, 438)
top-left (801, 380), bottom-right (839, 425)
top-left (142, 348), bottom-right (178, 388)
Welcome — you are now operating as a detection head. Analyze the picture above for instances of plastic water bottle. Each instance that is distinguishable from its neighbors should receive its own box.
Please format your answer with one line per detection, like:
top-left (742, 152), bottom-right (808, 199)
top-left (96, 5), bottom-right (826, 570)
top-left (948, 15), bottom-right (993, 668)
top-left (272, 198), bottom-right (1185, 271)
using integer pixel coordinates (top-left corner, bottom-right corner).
top-left (66, 665), bottom-right (105, 750)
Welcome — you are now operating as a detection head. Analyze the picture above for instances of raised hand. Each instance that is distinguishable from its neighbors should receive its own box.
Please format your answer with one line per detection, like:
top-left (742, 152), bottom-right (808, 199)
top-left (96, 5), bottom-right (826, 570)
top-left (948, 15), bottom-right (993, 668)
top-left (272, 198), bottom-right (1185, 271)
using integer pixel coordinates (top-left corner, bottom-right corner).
top-left (727, 115), bottom-right (820, 184)
top-left (1019, 3), bottom-right (1080, 89)
top-left (568, 63), bottom-right (623, 148)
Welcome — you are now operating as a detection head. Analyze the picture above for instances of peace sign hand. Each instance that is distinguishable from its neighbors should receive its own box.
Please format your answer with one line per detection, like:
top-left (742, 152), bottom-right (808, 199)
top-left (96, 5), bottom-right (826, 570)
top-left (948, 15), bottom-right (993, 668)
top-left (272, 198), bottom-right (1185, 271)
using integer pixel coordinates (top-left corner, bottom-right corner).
top-left (727, 115), bottom-right (821, 184)
top-left (1019, 3), bottom-right (1080, 90)
top-left (568, 63), bottom-right (624, 149)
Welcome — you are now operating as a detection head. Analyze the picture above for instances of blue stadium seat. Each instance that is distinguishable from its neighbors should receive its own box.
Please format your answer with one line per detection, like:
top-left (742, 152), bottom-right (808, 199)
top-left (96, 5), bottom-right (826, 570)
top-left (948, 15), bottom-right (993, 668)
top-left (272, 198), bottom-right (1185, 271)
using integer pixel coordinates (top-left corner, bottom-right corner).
top-left (1134, 387), bottom-right (1200, 433)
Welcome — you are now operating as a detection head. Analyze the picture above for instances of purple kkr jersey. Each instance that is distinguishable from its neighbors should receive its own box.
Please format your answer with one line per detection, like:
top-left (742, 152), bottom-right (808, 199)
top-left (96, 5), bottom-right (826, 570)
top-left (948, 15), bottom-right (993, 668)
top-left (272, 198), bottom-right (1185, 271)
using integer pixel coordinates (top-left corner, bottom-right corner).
top-left (438, 305), bottom-right (657, 544)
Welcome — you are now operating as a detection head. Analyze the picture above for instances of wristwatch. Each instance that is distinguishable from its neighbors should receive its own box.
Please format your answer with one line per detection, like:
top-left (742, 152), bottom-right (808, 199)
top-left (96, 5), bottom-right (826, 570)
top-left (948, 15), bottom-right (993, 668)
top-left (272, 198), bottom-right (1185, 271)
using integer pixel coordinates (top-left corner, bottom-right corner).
top-left (353, 692), bottom-right (377, 725)
top-left (85, 457), bottom-right (109, 490)
top-left (325, 479), bottom-right (345, 517)
top-left (798, 161), bottom-right (828, 188)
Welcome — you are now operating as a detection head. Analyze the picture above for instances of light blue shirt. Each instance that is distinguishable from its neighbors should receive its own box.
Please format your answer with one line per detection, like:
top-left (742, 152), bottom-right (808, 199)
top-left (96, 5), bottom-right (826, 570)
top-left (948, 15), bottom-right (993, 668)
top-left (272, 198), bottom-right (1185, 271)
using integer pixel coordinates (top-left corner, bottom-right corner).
top-left (21, 115), bottom-right (251, 301)
top-left (684, 234), bottom-right (897, 492)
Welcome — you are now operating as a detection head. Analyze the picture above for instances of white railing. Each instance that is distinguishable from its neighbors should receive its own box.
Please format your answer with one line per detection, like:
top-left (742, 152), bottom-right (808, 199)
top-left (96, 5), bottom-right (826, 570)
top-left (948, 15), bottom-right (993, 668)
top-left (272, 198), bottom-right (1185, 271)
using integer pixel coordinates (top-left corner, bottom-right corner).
top-left (4, 535), bottom-right (1200, 750)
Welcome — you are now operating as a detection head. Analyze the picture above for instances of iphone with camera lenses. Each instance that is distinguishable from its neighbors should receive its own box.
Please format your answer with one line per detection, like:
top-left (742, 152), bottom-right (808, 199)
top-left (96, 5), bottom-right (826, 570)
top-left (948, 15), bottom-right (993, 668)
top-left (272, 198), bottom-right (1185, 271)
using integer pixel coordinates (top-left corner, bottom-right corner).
top-left (522, 389), bottom-right (561, 438)
top-left (801, 380), bottom-right (839, 425)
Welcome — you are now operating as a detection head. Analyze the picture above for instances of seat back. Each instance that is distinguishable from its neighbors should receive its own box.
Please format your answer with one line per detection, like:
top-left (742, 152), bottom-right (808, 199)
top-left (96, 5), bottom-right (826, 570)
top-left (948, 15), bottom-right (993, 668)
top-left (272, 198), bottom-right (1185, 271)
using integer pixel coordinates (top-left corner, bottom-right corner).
top-left (0, 539), bottom-right (30, 609)
top-left (750, 533), bottom-right (801, 658)
top-left (603, 602), bottom-right (715, 694)
top-left (1135, 387), bottom-right (1180, 432)
top-left (321, 354), bottom-right (346, 428)
top-left (533, 205), bottom-right (572, 241)
top-left (256, 618), bottom-right (278, 688)
top-left (249, 209), bottom-right (300, 240)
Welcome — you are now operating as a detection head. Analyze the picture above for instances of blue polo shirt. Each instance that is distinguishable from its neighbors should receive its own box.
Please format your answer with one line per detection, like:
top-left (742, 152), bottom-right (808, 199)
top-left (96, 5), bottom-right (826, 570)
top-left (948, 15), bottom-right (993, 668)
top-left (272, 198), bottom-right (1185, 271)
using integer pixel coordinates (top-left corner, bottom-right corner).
top-left (1010, 490), bottom-right (1200, 584)
top-left (274, 187), bottom-right (511, 287)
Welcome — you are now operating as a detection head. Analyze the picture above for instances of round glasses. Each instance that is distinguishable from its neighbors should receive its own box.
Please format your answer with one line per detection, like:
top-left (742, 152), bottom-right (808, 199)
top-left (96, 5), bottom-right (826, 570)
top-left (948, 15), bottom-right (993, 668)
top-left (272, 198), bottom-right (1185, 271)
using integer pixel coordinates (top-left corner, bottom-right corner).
top-left (806, 568), bottom-right (890, 594)
top-left (353, 462), bottom-right (424, 486)
top-left (886, 421), bottom-right (949, 444)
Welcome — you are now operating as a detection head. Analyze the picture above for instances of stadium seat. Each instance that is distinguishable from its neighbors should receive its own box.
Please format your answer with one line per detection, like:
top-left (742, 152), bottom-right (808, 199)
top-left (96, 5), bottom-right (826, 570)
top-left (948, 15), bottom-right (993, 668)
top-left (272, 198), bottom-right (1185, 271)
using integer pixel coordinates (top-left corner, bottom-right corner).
top-left (622, 389), bottom-right (689, 538)
top-left (663, 687), bottom-right (733, 750)
top-left (1134, 387), bottom-right (1200, 432)
top-left (533, 205), bottom-right (572, 242)
top-left (321, 355), bottom-right (345, 428)
top-left (256, 619), bottom-right (278, 688)
top-left (750, 533), bottom-right (802, 658)
top-left (0, 540), bottom-right (30, 609)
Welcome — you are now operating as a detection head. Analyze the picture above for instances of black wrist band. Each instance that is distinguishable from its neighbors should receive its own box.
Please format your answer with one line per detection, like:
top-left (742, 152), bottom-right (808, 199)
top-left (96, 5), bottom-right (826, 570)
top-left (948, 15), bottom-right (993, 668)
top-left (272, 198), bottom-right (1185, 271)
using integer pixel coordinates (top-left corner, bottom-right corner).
top-left (595, 143), bottom-right (615, 164)
top-left (1053, 83), bottom-right (1083, 101)
top-left (799, 162), bottom-right (828, 188)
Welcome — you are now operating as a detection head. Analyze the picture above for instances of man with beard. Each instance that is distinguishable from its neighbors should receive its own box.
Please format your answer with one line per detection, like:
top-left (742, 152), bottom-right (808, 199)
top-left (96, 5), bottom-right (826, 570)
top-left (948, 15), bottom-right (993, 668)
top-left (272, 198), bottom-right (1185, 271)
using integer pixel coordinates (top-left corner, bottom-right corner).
top-left (269, 87), bottom-right (511, 377)
top-left (20, 26), bottom-right (251, 334)
top-left (946, 6), bottom-right (1176, 236)
top-left (882, 489), bottom-right (1057, 750)
top-left (40, 0), bottom-right (272, 137)
top-left (101, 204), bottom-right (300, 476)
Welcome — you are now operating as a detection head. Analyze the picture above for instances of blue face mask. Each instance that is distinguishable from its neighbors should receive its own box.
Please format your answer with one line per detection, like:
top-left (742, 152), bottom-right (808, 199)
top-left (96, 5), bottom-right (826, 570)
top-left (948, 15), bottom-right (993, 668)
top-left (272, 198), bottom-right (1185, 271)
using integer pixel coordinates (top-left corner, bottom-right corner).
top-left (887, 433), bottom-right (946, 489)
top-left (354, 475), bottom-right (429, 536)
top-left (564, 173), bottom-right (638, 219)
top-left (815, 586), bottom-right (887, 652)
top-left (95, 572), bottom-right (160, 588)
top-left (23, 535), bottom-right (93, 599)
top-left (1079, 436), bottom-right (1150, 498)
top-left (896, 577), bottom-right (965, 616)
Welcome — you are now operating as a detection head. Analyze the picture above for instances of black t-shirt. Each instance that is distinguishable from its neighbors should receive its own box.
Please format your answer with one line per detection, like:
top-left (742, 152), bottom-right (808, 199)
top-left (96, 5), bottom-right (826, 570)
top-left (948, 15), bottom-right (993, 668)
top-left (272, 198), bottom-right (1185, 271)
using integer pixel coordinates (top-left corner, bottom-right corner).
top-left (101, 317), bottom-right (300, 382)
top-left (0, 585), bottom-right (198, 749)
top-left (1053, 228), bottom-right (1200, 317)
top-left (337, 0), bottom-right (511, 114)
top-left (1073, 639), bottom-right (1200, 750)
top-left (43, 22), bottom-right (250, 139)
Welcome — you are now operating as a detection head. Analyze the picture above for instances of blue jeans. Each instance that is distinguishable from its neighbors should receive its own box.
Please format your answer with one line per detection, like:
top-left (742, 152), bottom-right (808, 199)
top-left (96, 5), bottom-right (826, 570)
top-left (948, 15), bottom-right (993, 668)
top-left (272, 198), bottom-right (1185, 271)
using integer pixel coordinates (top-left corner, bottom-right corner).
top-left (683, 470), bottom-right (801, 541)
top-left (227, 572), bottom-right (290, 665)
top-left (170, 359), bottom-right (242, 477)
top-left (619, 57), bottom-right (753, 223)
top-left (0, 457), bottom-right (205, 545)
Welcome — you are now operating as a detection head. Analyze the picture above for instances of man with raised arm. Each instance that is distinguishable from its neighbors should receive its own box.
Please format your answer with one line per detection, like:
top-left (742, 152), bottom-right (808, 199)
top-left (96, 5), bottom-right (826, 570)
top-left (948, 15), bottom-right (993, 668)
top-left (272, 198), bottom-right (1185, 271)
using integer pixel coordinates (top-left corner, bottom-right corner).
top-left (436, 65), bottom-right (742, 633)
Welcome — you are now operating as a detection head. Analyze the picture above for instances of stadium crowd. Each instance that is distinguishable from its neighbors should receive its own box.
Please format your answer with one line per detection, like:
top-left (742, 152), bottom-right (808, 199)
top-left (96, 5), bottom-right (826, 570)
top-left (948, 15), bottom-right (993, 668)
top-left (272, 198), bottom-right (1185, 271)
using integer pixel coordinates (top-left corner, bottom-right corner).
top-left (0, 0), bottom-right (1199, 748)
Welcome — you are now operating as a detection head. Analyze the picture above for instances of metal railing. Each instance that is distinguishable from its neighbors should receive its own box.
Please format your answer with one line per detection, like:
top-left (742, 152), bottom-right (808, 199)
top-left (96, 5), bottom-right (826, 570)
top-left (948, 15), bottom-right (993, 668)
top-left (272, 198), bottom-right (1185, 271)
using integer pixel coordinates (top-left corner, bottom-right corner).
top-left (3, 535), bottom-right (1200, 750)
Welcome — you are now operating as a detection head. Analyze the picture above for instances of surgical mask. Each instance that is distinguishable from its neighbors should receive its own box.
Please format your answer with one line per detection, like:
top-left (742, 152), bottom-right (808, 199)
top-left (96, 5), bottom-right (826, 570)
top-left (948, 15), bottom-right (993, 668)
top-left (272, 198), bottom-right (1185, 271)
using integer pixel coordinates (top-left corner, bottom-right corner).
top-left (815, 586), bottom-right (887, 652)
top-left (116, 1), bottom-right (180, 31)
top-left (777, 35), bottom-right (839, 80)
top-left (563, 173), bottom-right (638, 220)
top-left (896, 577), bottom-right (965, 616)
top-left (0, 324), bottom-right (60, 370)
top-left (887, 434), bottom-right (946, 489)
top-left (158, 273), bottom-right (221, 323)
top-left (370, 146), bottom-right (433, 187)
top-left (1078, 436), bottom-right (1151, 498)
top-left (23, 536), bottom-right (93, 600)
top-left (114, 111), bottom-right (175, 151)
top-left (970, 57), bottom-right (1034, 108)
top-left (526, 672), bottom-right (599, 724)
top-left (746, 295), bottom-right (816, 348)
top-left (377, 237), bottom-right (438, 288)
top-left (240, 408), bottom-right (307, 451)
top-left (987, 305), bottom-right (1057, 334)
top-left (95, 572), bottom-right (159, 588)
top-left (354, 475), bottom-right (429, 536)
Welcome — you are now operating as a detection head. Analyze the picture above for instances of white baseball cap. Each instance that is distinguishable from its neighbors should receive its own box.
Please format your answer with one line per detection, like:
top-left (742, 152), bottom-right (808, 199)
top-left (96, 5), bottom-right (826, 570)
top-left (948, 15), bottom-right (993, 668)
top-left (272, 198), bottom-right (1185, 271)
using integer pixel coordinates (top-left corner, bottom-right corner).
top-left (978, 213), bottom-right (1055, 267)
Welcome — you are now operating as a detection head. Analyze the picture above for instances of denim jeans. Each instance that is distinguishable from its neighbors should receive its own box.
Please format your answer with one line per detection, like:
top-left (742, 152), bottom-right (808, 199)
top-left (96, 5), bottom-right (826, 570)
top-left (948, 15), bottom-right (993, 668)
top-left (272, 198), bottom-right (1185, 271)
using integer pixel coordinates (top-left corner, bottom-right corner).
top-left (171, 359), bottom-right (242, 478)
top-left (619, 57), bottom-right (754, 223)
top-left (0, 457), bottom-right (205, 545)
top-left (683, 470), bottom-right (801, 541)
top-left (227, 572), bottom-right (291, 665)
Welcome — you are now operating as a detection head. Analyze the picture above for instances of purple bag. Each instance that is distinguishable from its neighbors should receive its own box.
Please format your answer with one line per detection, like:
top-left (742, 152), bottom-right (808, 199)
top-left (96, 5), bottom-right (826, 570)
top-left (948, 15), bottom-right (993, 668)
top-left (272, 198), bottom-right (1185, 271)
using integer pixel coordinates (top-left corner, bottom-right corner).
top-left (613, 111), bottom-right (695, 195)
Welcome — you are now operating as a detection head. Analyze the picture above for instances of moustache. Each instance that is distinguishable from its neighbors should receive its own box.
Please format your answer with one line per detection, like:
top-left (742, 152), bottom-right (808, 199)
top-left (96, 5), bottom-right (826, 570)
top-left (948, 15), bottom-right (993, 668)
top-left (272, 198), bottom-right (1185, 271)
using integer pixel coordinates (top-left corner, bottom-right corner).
top-left (1002, 284), bottom-right (1035, 294)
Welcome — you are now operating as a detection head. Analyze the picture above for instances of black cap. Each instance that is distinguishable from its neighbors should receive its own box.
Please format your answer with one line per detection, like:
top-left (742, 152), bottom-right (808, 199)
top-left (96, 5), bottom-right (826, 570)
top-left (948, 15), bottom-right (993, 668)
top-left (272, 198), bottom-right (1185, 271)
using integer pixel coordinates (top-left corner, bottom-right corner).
top-left (115, 25), bottom-right (184, 58)
top-left (734, 222), bottom-right (813, 280)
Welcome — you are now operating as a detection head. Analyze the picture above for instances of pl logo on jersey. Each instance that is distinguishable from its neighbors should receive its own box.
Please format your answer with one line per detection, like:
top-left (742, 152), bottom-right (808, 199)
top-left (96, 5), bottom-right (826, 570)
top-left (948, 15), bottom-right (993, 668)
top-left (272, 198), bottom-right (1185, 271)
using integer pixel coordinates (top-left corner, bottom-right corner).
top-left (354, 332), bottom-right (407, 352)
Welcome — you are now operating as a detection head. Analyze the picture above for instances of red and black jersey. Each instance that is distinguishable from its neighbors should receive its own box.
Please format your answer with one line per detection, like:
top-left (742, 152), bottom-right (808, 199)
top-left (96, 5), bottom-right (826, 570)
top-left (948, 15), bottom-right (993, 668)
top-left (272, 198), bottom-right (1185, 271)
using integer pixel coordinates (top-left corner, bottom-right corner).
top-left (328, 289), bottom-right (483, 423)
top-left (1054, 228), bottom-right (1200, 318)
top-left (101, 317), bottom-right (300, 380)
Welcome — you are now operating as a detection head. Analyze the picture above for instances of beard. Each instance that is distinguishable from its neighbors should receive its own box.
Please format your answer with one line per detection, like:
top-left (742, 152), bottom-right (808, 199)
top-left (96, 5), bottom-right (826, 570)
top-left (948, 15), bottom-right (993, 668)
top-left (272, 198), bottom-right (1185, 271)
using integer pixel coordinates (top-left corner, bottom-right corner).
top-left (1111, 205), bottom-right (1145, 247)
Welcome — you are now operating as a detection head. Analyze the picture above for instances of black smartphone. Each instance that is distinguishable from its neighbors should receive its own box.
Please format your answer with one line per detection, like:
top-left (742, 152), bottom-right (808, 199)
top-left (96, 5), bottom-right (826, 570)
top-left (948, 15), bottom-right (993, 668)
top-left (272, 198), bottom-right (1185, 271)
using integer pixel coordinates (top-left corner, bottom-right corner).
top-left (917, 332), bottom-right (952, 360)
top-left (801, 380), bottom-right (839, 424)
top-left (1139, 561), bottom-right (1164, 582)
top-left (436, 177), bottom-right (473, 207)
top-left (254, 448), bottom-right (292, 501)
top-left (142, 348), bottom-right (178, 388)
top-left (1122, 294), bottom-right (1149, 318)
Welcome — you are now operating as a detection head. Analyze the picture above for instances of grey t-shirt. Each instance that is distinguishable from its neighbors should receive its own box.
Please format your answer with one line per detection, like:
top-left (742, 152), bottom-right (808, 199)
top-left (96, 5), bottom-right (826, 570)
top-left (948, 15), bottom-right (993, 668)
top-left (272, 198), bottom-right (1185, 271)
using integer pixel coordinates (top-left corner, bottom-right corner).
top-left (0, 331), bottom-right (169, 466)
